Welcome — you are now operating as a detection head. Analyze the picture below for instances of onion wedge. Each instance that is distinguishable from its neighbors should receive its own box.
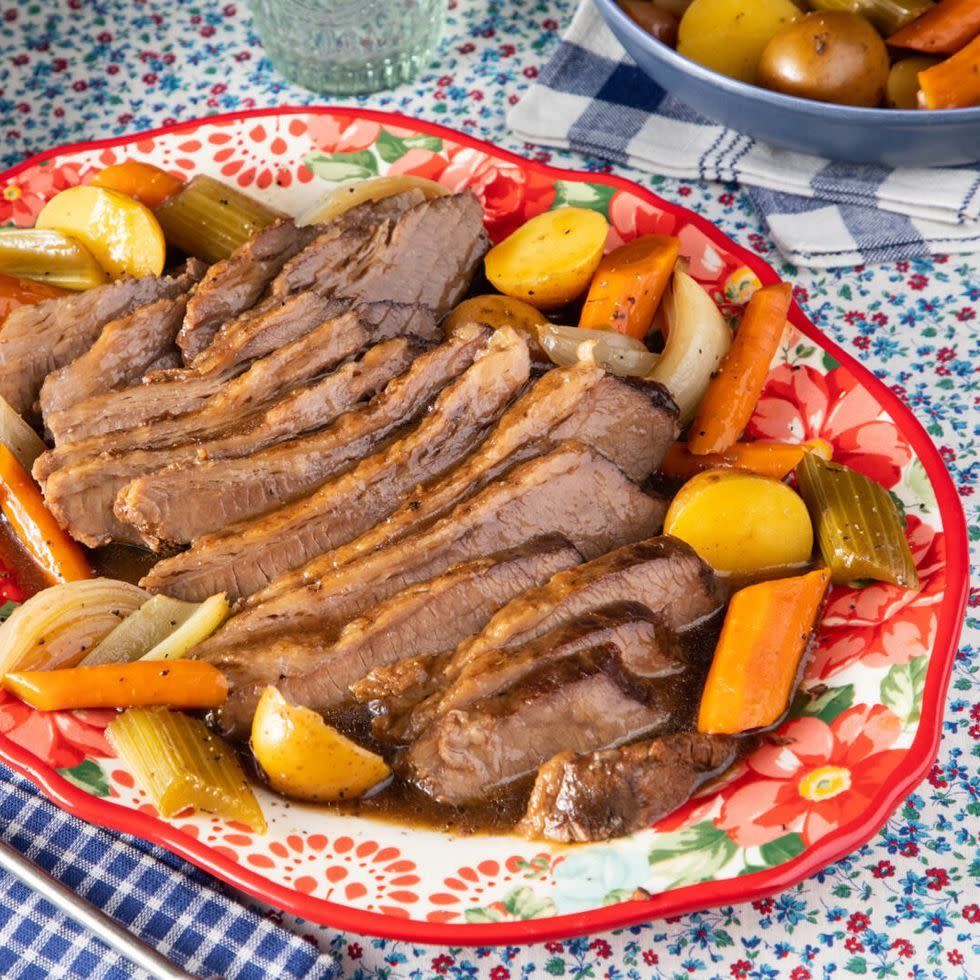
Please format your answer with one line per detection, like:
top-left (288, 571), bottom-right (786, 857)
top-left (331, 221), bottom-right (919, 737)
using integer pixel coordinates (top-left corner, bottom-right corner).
top-left (298, 175), bottom-right (448, 226)
top-left (0, 394), bottom-right (46, 471)
top-left (538, 324), bottom-right (658, 377)
top-left (648, 269), bottom-right (732, 423)
top-left (0, 579), bottom-right (149, 677)
top-left (81, 594), bottom-right (202, 665)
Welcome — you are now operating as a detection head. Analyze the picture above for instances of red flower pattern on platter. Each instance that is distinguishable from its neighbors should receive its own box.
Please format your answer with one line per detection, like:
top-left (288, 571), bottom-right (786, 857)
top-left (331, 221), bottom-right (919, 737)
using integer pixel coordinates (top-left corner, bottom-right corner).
top-left (715, 704), bottom-right (906, 847)
top-left (0, 161), bottom-right (96, 226)
top-left (811, 515), bottom-right (944, 680)
top-left (747, 363), bottom-right (912, 489)
top-left (0, 691), bottom-right (114, 769)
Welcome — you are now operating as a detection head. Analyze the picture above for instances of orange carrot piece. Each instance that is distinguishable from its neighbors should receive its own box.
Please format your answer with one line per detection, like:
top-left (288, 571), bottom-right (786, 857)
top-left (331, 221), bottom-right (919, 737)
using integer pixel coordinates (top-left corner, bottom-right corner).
top-left (917, 34), bottom-right (980, 108)
top-left (688, 282), bottom-right (793, 456)
top-left (0, 445), bottom-right (93, 584)
top-left (662, 439), bottom-right (833, 480)
top-left (697, 567), bottom-right (831, 735)
top-left (888, 0), bottom-right (980, 55)
top-left (91, 161), bottom-right (185, 209)
top-left (0, 273), bottom-right (68, 325)
top-left (579, 235), bottom-right (680, 340)
top-left (2, 660), bottom-right (228, 712)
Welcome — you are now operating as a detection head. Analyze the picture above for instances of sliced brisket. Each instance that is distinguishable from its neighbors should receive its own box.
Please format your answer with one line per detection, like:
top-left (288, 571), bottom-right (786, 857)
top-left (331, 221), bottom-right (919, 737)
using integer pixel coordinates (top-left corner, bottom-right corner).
top-left (403, 643), bottom-right (685, 806)
top-left (518, 733), bottom-right (738, 842)
top-left (40, 302), bottom-right (436, 466)
top-left (178, 219), bottom-right (318, 362)
top-left (191, 442), bottom-right (666, 658)
top-left (0, 264), bottom-right (203, 419)
top-left (119, 323), bottom-right (498, 548)
top-left (136, 325), bottom-right (528, 590)
top-left (204, 537), bottom-right (581, 739)
top-left (39, 291), bottom-right (193, 417)
top-left (392, 536), bottom-right (723, 742)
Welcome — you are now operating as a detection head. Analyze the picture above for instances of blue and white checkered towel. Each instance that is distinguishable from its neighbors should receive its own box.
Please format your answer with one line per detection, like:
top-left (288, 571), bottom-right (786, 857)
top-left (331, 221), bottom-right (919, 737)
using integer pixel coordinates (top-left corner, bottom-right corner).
top-left (0, 766), bottom-right (340, 980)
top-left (508, 1), bottom-right (980, 268)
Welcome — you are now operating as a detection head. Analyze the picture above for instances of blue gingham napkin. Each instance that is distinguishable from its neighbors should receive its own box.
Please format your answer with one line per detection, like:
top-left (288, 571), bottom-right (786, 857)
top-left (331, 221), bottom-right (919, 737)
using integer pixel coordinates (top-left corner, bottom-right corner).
top-left (0, 766), bottom-right (340, 980)
top-left (508, 1), bottom-right (980, 268)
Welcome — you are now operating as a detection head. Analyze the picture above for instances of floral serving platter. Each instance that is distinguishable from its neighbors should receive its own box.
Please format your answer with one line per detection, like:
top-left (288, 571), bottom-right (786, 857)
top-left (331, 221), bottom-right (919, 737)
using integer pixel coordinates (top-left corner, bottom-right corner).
top-left (0, 108), bottom-right (968, 944)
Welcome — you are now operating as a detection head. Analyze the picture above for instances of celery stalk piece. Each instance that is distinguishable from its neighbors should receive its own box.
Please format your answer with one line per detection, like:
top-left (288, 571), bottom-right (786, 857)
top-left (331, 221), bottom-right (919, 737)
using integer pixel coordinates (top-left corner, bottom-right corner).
top-left (796, 452), bottom-right (919, 589)
top-left (0, 228), bottom-right (107, 290)
top-left (82, 594), bottom-right (201, 665)
top-left (107, 707), bottom-right (266, 831)
top-left (139, 592), bottom-right (231, 661)
top-left (154, 175), bottom-right (283, 263)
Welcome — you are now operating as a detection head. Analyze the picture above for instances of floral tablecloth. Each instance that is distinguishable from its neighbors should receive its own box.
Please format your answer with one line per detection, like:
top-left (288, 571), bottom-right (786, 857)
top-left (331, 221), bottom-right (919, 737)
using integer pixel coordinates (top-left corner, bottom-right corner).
top-left (1, 1), bottom-right (977, 977)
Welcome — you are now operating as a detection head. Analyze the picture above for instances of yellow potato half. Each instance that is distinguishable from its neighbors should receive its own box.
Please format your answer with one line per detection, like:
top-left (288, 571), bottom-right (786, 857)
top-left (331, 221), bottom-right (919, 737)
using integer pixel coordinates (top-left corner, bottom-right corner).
top-left (36, 185), bottom-right (166, 279)
top-left (251, 686), bottom-right (391, 802)
top-left (485, 207), bottom-right (608, 310)
top-left (664, 469), bottom-right (813, 574)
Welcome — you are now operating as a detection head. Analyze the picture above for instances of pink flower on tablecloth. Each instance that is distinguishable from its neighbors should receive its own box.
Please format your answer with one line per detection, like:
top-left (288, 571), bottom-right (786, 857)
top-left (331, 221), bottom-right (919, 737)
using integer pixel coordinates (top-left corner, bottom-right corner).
top-left (0, 691), bottom-right (114, 769)
top-left (441, 147), bottom-right (527, 233)
top-left (810, 515), bottom-right (944, 680)
top-left (747, 364), bottom-right (912, 488)
top-left (0, 161), bottom-right (96, 226)
top-left (716, 704), bottom-right (905, 847)
top-left (387, 148), bottom-right (449, 182)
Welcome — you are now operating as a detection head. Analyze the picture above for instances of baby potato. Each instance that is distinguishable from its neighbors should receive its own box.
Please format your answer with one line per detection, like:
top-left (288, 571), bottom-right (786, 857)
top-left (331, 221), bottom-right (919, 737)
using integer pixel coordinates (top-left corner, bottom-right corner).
top-left (443, 294), bottom-right (548, 349)
top-left (664, 469), bottom-right (813, 575)
top-left (677, 0), bottom-right (801, 84)
top-left (758, 12), bottom-right (890, 107)
top-left (36, 185), bottom-right (166, 279)
top-left (886, 56), bottom-right (940, 109)
top-left (484, 207), bottom-right (608, 310)
top-left (251, 686), bottom-right (391, 802)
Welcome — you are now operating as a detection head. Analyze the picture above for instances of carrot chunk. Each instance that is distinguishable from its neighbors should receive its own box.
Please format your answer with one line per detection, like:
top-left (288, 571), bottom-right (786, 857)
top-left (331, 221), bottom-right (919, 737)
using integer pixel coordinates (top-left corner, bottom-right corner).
top-left (579, 235), bottom-right (680, 340)
top-left (688, 282), bottom-right (793, 455)
top-left (697, 567), bottom-right (830, 734)
top-left (917, 33), bottom-right (980, 108)
top-left (888, 0), bottom-right (980, 55)
top-left (91, 161), bottom-right (186, 209)
top-left (661, 439), bottom-right (832, 480)
top-left (0, 445), bottom-right (93, 584)
top-left (3, 660), bottom-right (228, 712)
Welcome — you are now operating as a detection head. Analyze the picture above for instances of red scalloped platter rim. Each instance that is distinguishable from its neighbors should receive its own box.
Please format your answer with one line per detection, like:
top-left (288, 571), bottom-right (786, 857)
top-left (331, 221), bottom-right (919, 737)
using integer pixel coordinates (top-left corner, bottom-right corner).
top-left (0, 106), bottom-right (969, 945)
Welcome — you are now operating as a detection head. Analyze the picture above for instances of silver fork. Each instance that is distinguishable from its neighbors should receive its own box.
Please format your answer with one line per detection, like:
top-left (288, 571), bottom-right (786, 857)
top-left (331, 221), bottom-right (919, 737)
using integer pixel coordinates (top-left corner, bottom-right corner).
top-left (0, 839), bottom-right (194, 979)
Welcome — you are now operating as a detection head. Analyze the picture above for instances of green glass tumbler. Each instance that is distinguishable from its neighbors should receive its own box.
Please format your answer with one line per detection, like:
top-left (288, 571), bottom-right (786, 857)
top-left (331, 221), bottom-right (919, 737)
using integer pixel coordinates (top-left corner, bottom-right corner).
top-left (248, 0), bottom-right (447, 95)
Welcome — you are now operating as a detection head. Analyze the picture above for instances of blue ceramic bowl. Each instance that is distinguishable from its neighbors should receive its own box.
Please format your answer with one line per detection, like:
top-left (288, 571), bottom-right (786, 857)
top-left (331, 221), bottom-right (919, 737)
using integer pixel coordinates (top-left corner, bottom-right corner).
top-left (593, 0), bottom-right (980, 167)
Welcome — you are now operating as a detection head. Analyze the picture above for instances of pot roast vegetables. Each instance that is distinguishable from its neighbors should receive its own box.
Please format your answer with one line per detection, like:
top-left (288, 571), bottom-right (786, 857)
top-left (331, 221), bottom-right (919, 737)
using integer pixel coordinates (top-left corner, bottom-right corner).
top-left (0, 166), bottom-right (923, 842)
top-left (619, 0), bottom-right (980, 109)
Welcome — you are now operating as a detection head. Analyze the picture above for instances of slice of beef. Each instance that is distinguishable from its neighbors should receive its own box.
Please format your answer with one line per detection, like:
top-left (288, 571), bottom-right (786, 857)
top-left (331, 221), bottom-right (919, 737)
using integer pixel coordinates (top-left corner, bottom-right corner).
top-left (268, 365), bottom-right (678, 602)
top-left (191, 442), bottom-right (666, 659)
top-left (42, 324), bottom-right (481, 549)
top-left (182, 289), bottom-right (347, 375)
top-left (393, 536), bottom-right (724, 742)
top-left (118, 323), bottom-right (497, 548)
top-left (518, 733), bottom-right (739, 842)
top-left (39, 291), bottom-right (193, 418)
top-left (204, 537), bottom-right (581, 740)
top-left (40, 302), bottom-right (435, 468)
top-left (137, 325), bottom-right (528, 590)
top-left (268, 191), bottom-right (427, 298)
top-left (0, 264), bottom-right (204, 419)
top-left (337, 193), bottom-right (489, 316)
top-left (367, 602), bottom-right (683, 745)
top-left (178, 219), bottom-right (318, 362)
top-left (403, 645), bottom-right (684, 806)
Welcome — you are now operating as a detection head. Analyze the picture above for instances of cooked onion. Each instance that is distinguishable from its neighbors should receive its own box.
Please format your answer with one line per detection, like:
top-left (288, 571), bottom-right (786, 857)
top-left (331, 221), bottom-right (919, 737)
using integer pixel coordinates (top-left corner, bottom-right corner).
top-left (648, 270), bottom-right (732, 423)
top-left (298, 175), bottom-right (448, 226)
top-left (0, 394), bottom-right (46, 471)
top-left (0, 579), bottom-right (149, 677)
top-left (537, 324), bottom-right (659, 377)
